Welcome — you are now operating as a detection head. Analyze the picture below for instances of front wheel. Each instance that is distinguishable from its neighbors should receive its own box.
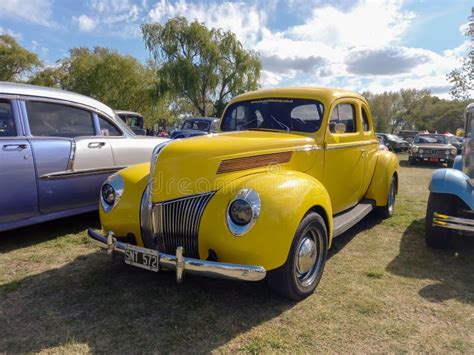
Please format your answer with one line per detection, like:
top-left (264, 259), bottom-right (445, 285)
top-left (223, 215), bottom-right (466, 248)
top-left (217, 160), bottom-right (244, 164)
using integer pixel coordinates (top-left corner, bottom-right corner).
top-left (425, 193), bottom-right (453, 249)
top-left (376, 175), bottom-right (396, 218)
top-left (267, 212), bottom-right (328, 301)
top-left (408, 156), bottom-right (416, 165)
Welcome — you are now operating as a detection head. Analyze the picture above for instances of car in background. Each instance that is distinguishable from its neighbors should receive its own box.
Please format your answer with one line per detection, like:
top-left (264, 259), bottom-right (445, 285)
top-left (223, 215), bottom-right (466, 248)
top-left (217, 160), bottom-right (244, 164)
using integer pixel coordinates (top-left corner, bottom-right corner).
top-left (377, 136), bottom-right (389, 151)
top-left (87, 87), bottom-right (399, 300)
top-left (425, 103), bottom-right (474, 248)
top-left (447, 135), bottom-right (463, 154)
top-left (170, 117), bottom-right (220, 139)
top-left (408, 133), bottom-right (457, 167)
top-left (0, 82), bottom-right (168, 232)
top-left (376, 133), bottom-right (409, 152)
top-left (115, 110), bottom-right (146, 135)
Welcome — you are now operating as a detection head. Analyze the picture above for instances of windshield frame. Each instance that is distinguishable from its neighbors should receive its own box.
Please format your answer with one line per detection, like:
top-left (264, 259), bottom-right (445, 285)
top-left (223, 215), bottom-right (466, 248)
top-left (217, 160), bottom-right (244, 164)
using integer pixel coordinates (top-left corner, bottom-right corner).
top-left (414, 134), bottom-right (448, 144)
top-left (221, 97), bottom-right (325, 133)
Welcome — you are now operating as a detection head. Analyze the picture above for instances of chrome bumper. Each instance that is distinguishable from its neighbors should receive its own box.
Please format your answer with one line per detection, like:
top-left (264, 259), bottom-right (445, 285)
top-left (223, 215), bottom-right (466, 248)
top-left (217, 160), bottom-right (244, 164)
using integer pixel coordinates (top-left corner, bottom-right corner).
top-left (87, 229), bottom-right (266, 282)
top-left (432, 212), bottom-right (474, 233)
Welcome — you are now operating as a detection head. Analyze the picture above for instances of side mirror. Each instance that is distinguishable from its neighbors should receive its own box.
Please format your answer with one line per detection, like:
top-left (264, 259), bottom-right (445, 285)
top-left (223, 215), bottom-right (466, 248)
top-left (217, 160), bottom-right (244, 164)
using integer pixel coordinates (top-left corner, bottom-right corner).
top-left (335, 123), bottom-right (346, 134)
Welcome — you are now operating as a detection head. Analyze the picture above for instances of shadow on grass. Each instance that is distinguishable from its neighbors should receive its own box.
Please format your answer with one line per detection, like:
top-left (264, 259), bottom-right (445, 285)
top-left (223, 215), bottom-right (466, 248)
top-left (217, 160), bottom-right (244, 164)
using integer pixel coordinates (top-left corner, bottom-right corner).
top-left (0, 250), bottom-right (293, 352)
top-left (0, 212), bottom-right (100, 253)
top-left (386, 218), bottom-right (474, 304)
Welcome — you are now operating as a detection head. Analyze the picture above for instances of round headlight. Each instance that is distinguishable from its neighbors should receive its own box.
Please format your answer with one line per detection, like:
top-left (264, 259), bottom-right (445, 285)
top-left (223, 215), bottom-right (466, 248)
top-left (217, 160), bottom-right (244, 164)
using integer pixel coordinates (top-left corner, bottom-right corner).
top-left (412, 146), bottom-right (419, 153)
top-left (102, 184), bottom-right (116, 205)
top-left (100, 174), bottom-right (124, 212)
top-left (226, 188), bottom-right (261, 236)
top-left (229, 199), bottom-right (253, 226)
top-left (451, 148), bottom-right (457, 155)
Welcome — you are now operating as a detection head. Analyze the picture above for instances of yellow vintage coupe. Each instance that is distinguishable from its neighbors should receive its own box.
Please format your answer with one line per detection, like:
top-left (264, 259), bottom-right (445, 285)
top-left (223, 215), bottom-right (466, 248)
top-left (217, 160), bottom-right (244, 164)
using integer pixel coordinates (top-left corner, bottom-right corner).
top-left (88, 88), bottom-right (399, 300)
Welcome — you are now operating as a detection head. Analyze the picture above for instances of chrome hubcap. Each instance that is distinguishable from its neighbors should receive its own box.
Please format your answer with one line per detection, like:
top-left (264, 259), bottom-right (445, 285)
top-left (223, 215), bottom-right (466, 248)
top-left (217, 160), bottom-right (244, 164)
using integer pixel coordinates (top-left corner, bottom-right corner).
top-left (295, 229), bottom-right (322, 288)
top-left (388, 181), bottom-right (396, 214)
top-left (296, 237), bottom-right (317, 274)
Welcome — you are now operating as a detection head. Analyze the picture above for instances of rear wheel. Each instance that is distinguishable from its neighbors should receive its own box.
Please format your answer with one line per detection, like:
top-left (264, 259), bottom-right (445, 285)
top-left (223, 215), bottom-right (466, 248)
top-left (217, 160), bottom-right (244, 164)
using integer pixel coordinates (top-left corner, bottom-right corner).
top-left (267, 212), bottom-right (328, 300)
top-left (376, 176), bottom-right (396, 218)
top-left (425, 193), bottom-right (453, 249)
top-left (408, 156), bottom-right (416, 165)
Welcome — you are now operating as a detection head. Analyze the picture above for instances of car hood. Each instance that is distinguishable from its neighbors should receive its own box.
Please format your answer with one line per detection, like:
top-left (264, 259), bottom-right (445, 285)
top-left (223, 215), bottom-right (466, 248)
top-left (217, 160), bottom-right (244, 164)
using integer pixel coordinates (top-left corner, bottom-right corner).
top-left (151, 130), bottom-right (317, 202)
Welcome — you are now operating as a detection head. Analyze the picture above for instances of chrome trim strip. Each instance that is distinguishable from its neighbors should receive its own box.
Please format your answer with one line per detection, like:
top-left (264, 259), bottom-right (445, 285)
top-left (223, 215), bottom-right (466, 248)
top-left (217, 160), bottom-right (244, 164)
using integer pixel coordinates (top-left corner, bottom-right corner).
top-left (88, 229), bottom-right (266, 282)
top-left (40, 166), bottom-right (126, 179)
top-left (295, 144), bottom-right (323, 152)
top-left (325, 140), bottom-right (379, 150)
top-left (66, 140), bottom-right (76, 171)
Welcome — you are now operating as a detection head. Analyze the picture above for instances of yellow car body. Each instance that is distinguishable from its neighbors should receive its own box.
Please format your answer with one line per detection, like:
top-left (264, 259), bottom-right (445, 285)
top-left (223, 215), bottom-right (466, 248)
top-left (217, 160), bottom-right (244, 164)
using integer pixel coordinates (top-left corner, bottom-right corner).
top-left (89, 87), bottom-right (399, 299)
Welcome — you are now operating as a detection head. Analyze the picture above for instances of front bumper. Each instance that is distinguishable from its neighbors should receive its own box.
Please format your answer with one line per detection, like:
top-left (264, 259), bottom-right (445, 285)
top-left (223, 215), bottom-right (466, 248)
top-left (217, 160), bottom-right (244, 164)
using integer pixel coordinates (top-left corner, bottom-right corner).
top-left (87, 229), bottom-right (266, 282)
top-left (432, 212), bottom-right (474, 232)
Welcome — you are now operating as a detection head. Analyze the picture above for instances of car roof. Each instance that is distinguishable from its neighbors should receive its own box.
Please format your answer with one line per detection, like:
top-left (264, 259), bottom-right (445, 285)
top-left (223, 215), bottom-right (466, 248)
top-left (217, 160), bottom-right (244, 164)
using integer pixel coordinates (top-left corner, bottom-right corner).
top-left (230, 87), bottom-right (367, 106)
top-left (0, 81), bottom-right (115, 118)
top-left (184, 117), bottom-right (219, 122)
top-left (115, 110), bottom-right (143, 117)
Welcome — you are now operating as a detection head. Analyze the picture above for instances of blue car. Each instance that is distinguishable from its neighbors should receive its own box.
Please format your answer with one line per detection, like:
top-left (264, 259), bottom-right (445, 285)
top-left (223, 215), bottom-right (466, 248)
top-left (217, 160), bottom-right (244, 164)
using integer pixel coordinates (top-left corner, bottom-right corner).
top-left (170, 117), bottom-right (220, 139)
top-left (425, 103), bottom-right (474, 248)
top-left (0, 82), bottom-right (167, 232)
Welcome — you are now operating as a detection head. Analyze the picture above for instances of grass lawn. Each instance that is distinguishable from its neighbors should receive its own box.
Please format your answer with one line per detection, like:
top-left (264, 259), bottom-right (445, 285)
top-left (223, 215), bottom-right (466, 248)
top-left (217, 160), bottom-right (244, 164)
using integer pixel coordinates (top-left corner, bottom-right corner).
top-left (1, 155), bottom-right (473, 353)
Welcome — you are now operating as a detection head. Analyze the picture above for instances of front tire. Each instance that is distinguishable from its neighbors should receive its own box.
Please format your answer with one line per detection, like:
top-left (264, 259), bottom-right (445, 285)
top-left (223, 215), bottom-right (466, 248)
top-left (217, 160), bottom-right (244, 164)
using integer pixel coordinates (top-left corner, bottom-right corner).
top-left (408, 156), bottom-right (416, 165)
top-left (425, 193), bottom-right (453, 249)
top-left (267, 212), bottom-right (328, 301)
top-left (376, 175), bottom-right (396, 218)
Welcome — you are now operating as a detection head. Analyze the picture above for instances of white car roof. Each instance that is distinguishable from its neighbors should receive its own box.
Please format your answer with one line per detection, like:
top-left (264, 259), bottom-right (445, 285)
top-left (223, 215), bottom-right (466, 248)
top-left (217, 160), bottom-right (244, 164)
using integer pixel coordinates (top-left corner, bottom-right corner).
top-left (0, 81), bottom-right (116, 118)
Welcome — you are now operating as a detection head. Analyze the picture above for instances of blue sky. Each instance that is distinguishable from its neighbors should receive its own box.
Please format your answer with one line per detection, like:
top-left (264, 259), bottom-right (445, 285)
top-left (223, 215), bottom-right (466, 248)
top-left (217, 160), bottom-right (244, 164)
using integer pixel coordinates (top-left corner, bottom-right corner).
top-left (0, 0), bottom-right (472, 97)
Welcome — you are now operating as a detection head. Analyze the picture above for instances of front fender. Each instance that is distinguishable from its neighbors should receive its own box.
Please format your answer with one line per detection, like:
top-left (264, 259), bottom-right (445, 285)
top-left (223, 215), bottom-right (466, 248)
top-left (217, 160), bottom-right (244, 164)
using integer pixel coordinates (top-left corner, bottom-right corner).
top-left (199, 171), bottom-right (332, 271)
top-left (365, 151), bottom-right (399, 206)
top-left (430, 168), bottom-right (474, 210)
top-left (99, 162), bottom-right (150, 246)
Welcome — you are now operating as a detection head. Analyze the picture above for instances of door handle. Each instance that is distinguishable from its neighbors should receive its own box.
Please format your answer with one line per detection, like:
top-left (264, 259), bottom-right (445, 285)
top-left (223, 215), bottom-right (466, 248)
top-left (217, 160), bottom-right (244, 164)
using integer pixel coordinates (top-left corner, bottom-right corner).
top-left (3, 144), bottom-right (27, 151)
top-left (88, 142), bottom-right (106, 148)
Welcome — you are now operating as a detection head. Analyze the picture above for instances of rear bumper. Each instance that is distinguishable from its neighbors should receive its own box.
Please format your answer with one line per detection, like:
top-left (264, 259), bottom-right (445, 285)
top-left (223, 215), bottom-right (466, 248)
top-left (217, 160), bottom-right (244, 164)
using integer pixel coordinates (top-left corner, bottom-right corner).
top-left (432, 212), bottom-right (474, 232)
top-left (87, 228), bottom-right (266, 282)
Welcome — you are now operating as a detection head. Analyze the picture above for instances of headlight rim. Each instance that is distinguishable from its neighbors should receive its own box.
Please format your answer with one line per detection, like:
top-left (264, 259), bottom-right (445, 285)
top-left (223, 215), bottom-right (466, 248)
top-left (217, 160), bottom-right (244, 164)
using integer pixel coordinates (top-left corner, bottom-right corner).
top-left (226, 188), bottom-right (261, 237)
top-left (100, 174), bottom-right (124, 213)
top-left (450, 148), bottom-right (457, 155)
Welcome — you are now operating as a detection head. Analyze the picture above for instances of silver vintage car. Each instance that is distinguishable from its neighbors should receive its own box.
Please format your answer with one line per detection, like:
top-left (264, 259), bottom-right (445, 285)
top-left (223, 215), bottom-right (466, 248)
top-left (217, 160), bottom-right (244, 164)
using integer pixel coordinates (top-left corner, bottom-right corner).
top-left (0, 82), bottom-right (168, 232)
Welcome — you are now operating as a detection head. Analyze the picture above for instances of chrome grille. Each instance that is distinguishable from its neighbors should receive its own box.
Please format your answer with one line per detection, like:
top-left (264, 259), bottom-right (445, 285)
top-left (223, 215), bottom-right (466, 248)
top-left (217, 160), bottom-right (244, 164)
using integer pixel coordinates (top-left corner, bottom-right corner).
top-left (153, 192), bottom-right (214, 258)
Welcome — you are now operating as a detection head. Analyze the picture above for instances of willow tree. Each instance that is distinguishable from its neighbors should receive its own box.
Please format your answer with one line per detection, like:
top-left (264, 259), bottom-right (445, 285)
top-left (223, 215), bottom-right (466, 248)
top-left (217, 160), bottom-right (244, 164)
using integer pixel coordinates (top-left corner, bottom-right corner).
top-left (142, 17), bottom-right (261, 117)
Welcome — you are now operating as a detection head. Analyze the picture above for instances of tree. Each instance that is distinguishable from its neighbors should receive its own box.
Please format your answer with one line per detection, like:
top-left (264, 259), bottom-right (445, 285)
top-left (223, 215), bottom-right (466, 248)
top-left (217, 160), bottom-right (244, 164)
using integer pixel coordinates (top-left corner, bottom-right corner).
top-left (142, 17), bottom-right (261, 117)
top-left (447, 7), bottom-right (474, 100)
top-left (0, 34), bottom-right (42, 81)
top-left (28, 66), bottom-right (65, 88)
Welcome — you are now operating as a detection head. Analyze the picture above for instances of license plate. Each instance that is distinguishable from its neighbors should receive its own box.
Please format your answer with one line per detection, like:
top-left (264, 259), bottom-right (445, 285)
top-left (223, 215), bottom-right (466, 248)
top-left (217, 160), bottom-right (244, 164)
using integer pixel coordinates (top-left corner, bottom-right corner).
top-left (124, 244), bottom-right (159, 272)
top-left (430, 155), bottom-right (438, 162)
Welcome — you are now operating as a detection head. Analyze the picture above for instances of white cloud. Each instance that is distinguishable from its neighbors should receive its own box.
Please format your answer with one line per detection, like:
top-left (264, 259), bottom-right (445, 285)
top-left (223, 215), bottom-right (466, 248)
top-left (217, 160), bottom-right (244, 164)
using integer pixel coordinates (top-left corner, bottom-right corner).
top-left (0, 27), bottom-right (22, 40)
top-left (73, 15), bottom-right (97, 32)
top-left (148, 0), bottom-right (270, 47)
top-left (0, 0), bottom-right (54, 27)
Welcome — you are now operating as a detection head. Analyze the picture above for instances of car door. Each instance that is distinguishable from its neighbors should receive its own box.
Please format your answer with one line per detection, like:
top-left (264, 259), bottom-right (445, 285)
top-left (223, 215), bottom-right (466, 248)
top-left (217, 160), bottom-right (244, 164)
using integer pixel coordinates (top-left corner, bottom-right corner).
top-left (96, 114), bottom-right (166, 166)
top-left (322, 100), bottom-right (365, 214)
top-left (0, 98), bottom-right (38, 225)
top-left (359, 103), bottom-right (379, 196)
top-left (24, 99), bottom-right (114, 214)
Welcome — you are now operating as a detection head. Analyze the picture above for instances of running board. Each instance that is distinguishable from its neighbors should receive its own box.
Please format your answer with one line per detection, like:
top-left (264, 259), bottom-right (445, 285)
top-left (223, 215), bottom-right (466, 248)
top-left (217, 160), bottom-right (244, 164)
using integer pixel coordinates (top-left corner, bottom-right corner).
top-left (333, 200), bottom-right (375, 238)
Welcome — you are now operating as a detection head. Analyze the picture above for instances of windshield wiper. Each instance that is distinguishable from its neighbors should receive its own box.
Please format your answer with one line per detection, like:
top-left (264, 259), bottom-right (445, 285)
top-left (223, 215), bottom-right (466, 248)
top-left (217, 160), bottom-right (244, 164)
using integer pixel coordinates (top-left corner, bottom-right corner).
top-left (236, 118), bottom-right (258, 130)
top-left (270, 115), bottom-right (290, 131)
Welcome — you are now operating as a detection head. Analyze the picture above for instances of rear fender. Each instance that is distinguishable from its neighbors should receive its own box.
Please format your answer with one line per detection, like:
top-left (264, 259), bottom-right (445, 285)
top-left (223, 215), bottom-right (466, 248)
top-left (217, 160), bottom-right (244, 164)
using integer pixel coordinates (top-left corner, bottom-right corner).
top-left (365, 151), bottom-right (399, 206)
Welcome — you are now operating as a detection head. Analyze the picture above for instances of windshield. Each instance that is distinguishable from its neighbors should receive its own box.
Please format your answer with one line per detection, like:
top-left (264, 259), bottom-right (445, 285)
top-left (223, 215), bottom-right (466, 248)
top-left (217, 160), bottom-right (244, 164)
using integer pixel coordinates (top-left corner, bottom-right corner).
top-left (414, 134), bottom-right (447, 144)
top-left (221, 98), bottom-right (324, 133)
top-left (182, 120), bottom-right (211, 131)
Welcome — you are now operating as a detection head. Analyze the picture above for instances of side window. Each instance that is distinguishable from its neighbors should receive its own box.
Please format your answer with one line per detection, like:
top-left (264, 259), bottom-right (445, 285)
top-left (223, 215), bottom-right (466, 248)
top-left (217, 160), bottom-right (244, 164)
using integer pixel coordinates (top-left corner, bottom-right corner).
top-left (0, 100), bottom-right (16, 137)
top-left (329, 103), bottom-right (356, 133)
top-left (27, 101), bottom-right (94, 138)
top-left (361, 106), bottom-right (370, 131)
top-left (98, 115), bottom-right (122, 136)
